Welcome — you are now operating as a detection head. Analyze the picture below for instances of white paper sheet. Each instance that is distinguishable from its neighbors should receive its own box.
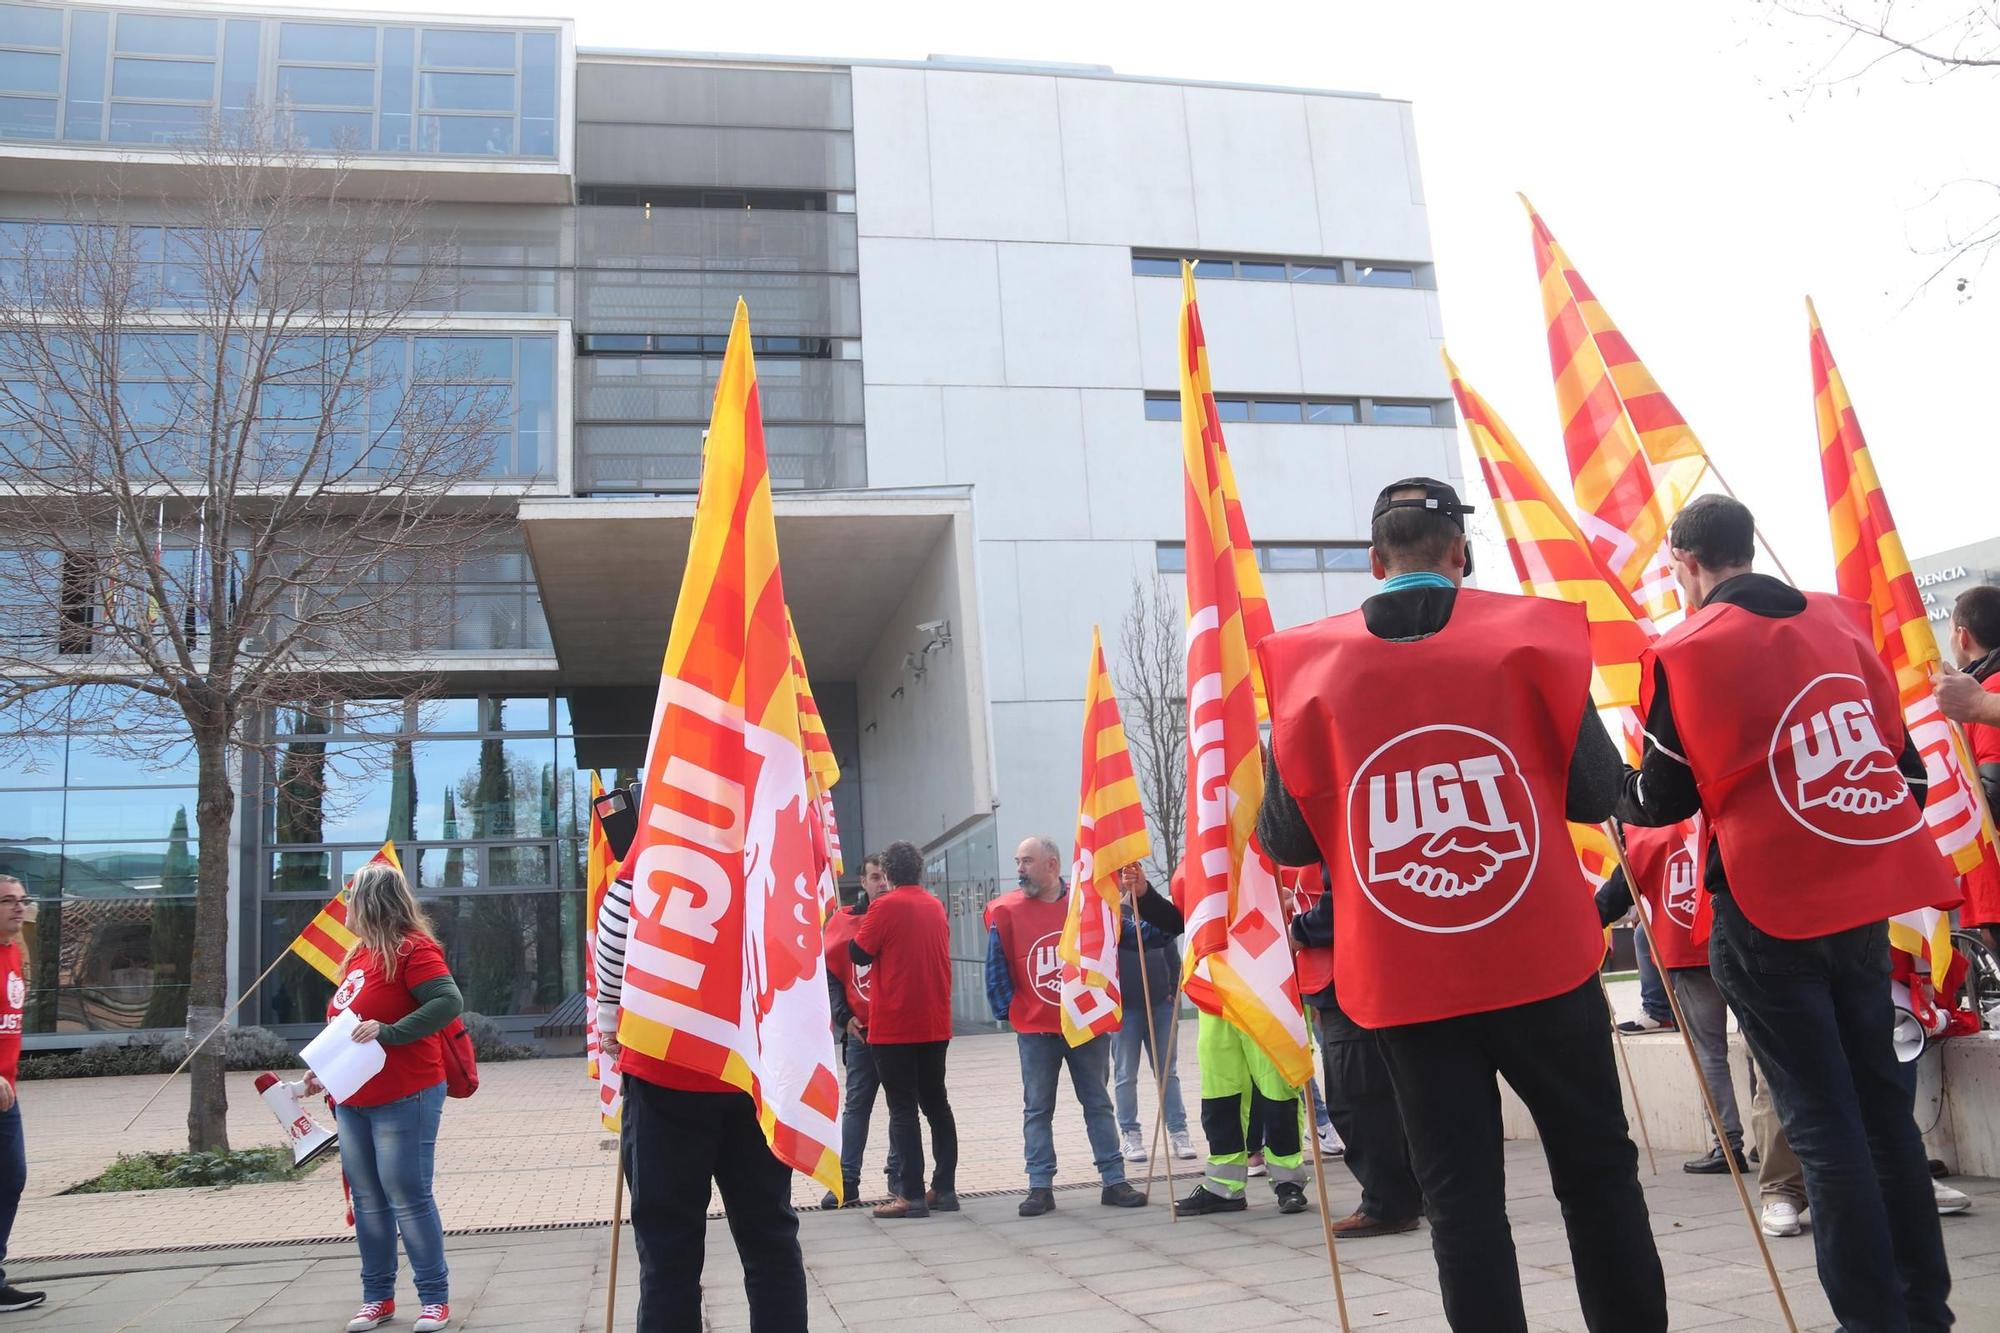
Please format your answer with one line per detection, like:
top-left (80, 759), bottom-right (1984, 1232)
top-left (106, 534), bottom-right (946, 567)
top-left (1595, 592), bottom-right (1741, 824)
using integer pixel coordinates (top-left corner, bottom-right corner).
top-left (302, 1008), bottom-right (387, 1103)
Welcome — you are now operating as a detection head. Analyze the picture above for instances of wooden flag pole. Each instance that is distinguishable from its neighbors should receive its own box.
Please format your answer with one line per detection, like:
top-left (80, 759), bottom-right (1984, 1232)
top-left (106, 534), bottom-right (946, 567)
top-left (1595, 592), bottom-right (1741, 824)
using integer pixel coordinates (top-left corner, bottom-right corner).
top-left (603, 1155), bottom-right (627, 1333)
top-left (121, 948), bottom-right (293, 1133)
top-left (1603, 823), bottom-right (1800, 1333)
top-left (1600, 971), bottom-right (1659, 1175)
top-left (1298, 1079), bottom-right (1352, 1333)
top-left (1132, 913), bottom-right (1179, 1220)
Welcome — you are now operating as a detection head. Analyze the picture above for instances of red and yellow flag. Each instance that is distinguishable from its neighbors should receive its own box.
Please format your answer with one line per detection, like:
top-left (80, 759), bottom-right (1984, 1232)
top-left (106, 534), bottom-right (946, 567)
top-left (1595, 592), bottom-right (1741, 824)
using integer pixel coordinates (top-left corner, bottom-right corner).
top-left (1526, 199), bottom-right (1707, 622)
top-left (786, 609), bottom-right (844, 920)
top-left (288, 842), bottom-right (404, 982)
top-left (1175, 263), bottom-right (1311, 1084)
top-left (1058, 627), bottom-right (1153, 1045)
top-left (583, 773), bottom-right (617, 1120)
top-left (1448, 350), bottom-right (1655, 710)
top-left (1812, 299), bottom-right (1998, 985)
top-left (616, 299), bottom-right (842, 1196)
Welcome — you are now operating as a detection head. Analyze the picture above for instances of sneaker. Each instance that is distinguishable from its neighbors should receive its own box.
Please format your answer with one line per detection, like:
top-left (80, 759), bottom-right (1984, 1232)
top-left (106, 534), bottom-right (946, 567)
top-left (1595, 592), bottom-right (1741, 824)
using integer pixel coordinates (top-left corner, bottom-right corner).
top-left (1760, 1199), bottom-right (1803, 1237)
top-left (413, 1306), bottom-right (450, 1333)
top-left (873, 1195), bottom-right (929, 1219)
top-left (1174, 1184), bottom-right (1248, 1216)
top-left (0, 1289), bottom-right (45, 1314)
top-left (1936, 1181), bottom-right (1973, 1215)
top-left (347, 1301), bottom-right (396, 1332)
top-left (1682, 1144), bottom-right (1748, 1175)
top-left (1330, 1209), bottom-right (1422, 1237)
top-left (1274, 1182), bottom-right (1310, 1215)
top-left (1247, 1151), bottom-right (1266, 1178)
top-left (1120, 1128), bottom-right (1148, 1162)
top-left (1101, 1181), bottom-right (1147, 1208)
top-left (1170, 1130), bottom-right (1198, 1161)
top-left (1616, 1015), bottom-right (1676, 1033)
top-left (1318, 1123), bottom-right (1345, 1159)
top-left (925, 1187), bottom-right (960, 1212)
top-left (1018, 1187), bottom-right (1057, 1217)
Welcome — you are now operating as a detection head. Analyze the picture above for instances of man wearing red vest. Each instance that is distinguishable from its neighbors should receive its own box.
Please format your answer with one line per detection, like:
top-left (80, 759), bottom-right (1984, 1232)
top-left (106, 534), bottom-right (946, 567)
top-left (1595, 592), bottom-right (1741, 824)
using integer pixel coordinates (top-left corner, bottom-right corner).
top-left (1618, 494), bottom-right (1958, 1332)
top-left (1256, 477), bottom-right (1666, 1333)
top-left (985, 836), bottom-right (1148, 1216)
top-left (1942, 585), bottom-right (2000, 949)
top-left (819, 854), bottom-right (904, 1210)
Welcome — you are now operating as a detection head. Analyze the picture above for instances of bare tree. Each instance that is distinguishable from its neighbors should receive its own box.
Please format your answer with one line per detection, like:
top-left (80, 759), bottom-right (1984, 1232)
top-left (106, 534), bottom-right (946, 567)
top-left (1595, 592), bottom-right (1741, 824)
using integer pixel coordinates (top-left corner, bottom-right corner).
top-left (0, 116), bottom-right (516, 1152)
top-left (1118, 574), bottom-right (1187, 882)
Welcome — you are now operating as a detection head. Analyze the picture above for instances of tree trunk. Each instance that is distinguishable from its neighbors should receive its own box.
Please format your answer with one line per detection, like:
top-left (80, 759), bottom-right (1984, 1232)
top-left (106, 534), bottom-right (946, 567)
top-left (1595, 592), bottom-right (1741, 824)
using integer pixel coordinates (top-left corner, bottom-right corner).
top-left (187, 726), bottom-right (236, 1154)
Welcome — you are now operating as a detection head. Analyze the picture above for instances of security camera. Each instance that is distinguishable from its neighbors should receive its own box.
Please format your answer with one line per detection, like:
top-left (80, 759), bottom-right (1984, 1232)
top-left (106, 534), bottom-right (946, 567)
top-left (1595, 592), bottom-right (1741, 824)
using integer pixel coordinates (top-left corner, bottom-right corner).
top-left (916, 619), bottom-right (949, 636)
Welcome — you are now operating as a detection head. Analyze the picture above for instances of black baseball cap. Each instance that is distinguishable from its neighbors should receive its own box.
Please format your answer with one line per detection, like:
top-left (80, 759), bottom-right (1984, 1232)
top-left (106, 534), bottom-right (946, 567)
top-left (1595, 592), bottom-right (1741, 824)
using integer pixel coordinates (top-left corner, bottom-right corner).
top-left (1371, 477), bottom-right (1474, 575)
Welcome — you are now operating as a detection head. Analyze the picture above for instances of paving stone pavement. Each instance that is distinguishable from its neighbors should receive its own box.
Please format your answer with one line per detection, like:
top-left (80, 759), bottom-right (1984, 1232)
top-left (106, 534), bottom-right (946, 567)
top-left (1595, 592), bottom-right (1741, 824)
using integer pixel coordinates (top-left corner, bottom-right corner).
top-left (11, 1141), bottom-right (2000, 1331)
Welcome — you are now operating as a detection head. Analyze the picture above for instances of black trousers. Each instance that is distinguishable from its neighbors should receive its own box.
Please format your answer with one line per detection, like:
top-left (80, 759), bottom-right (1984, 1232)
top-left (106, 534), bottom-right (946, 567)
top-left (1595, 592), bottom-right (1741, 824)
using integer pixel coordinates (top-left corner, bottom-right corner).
top-left (1375, 979), bottom-right (1666, 1333)
top-left (873, 1039), bottom-right (958, 1200)
top-left (1313, 988), bottom-right (1423, 1223)
top-left (621, 1077), bottom-right (806, 1333)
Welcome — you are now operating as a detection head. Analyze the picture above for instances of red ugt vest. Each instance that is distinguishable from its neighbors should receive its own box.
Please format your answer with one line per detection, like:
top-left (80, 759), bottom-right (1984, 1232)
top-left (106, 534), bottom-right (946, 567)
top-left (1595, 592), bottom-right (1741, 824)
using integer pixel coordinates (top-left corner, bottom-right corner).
top-left (822, 906), bottom-right (872, 1025)
top-left (989, 889), bottom-right (1068, 1035)
top-left (1622, 819), bottom-right (1710, 971)
top-left (1962, 675), bottom-right (2000, 929)
top-left (1647, 593), bottom-right (1960, 939)
top-left (1284, 866), bottom-right (1334, 996)
top-left (1260, 589), bottom-right (1606, 1029)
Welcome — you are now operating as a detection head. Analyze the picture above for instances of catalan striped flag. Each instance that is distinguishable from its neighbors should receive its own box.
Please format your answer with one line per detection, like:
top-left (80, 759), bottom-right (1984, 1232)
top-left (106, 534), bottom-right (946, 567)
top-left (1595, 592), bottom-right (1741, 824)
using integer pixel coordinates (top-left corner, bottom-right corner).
top-left (786, 609), bottom-right (844, 919)
top-left (1525, 199), bottom-right (1707, 622)
top-left (1175, 263), bottom-right (1312, 1085)
top-left (288, 841), bottom-right (404, 983)
top-left (584, 774), bottom-right (613, 1081)
top-left (1447, 350), bottom-right (1655, 710)
top-left (1811, 299), bottom-right (1998, 987)
top-left (617, 299), bottom-right (843, 1199)
top-left (1571, 822), bottom-right (1618, 892)
top-left (1059, 627), bottom-right (1153, 1045)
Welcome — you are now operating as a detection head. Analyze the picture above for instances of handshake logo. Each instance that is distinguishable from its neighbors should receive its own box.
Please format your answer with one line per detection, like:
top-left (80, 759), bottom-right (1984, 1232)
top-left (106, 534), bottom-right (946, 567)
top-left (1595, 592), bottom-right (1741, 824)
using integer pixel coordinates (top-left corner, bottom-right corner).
top-left (1662, 847), bottom-right (1700, 928)
top-left (1770, 674), bottom-right (1922, 846)
top-left (1348, 726), bottom-right (1540, 934)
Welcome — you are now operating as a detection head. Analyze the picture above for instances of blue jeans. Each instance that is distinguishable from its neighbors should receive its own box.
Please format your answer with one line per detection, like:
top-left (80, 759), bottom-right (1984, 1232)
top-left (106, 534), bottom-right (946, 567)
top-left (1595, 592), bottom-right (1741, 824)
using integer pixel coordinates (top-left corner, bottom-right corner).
top-left (336, 1083), bottom-right (448, 1306)
top-left (1112, 998), bottom-right (1187, 1136)
top-left (1709, 895), bottom-right (1950, 1333)
top-left (1635, 925), bottom-right (1672, 1023)
top-left (1017, 1032), bottom-right (1124, 1188)
top-left (839, 1034), bottom-right (903, 1193)
top-left (0, 1104), bottom-right (22, 1290)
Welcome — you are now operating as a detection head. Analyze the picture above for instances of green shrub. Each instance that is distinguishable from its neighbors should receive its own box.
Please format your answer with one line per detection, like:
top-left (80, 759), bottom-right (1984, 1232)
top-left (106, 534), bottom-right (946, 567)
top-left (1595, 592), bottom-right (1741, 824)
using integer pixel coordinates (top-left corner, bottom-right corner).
top-left (18, 1038), bottom-right (165, 1080)
top-left (69, 1146), bottom-right (313, 1194)
top-left (160, 1025), bottom-right (301, 1072)
top-left (459, 1011), bottom-right (536, 1062)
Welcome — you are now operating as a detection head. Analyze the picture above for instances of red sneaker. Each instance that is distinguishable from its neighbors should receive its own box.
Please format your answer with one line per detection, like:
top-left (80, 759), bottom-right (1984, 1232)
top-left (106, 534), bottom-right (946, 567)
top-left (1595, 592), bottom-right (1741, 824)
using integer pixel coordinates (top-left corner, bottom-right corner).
top-left (346, 1300), bottom-right (395, 1332)
top-left (413, 1305), bottom-right (451, 1332)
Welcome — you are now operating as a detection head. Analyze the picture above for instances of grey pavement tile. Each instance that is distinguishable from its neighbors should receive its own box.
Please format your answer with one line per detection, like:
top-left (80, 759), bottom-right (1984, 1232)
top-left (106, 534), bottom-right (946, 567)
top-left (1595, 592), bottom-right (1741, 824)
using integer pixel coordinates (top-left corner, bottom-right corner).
top-left (1142, 1297), bottom-right (1309, 1330)
top-left (816, 1273), bottom-right (951, 1304)
top-left (840, 1314), bottom-right (996, 1333)
top-left (1047, 1250), bottom-right (1141, 1278)
top-left (1076, 1264), bottom-right (1194, 1296)
top-left (200, 1260), bottom-right (317, 1286)
top-left (1104, 1277), bottom-right (1245, 1316)
top-left (149, 1280), bottom-right (290, 1319)
top-left (455, 1308), bottom-right (591, 1331)
top-left (801, 1258), bottom-right (929, 1286)
top-left (1252, 1270), bottom-right (1407, 1308)
top-left (462, 1280), bottom-right (596, 1311)
top-left (963, 1284), bottom-right (1122, 1318)
top-left (1336, 1282), bottom-right (1448, 1324)
top-left (828, 1291), bottom-right (973, 1323)
top-left (947, 1269), bottom-right (1079, 1301)
top-left (920, 1255), bottom-right (1051, 1281)
top-left (990, 1311), bottom-right (1148, 1332)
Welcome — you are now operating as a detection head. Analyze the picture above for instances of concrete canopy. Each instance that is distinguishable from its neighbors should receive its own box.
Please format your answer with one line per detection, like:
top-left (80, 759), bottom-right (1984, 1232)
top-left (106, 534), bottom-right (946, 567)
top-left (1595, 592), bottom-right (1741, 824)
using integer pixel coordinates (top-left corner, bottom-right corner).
top-left (518, 488), bottom-right (973, 685)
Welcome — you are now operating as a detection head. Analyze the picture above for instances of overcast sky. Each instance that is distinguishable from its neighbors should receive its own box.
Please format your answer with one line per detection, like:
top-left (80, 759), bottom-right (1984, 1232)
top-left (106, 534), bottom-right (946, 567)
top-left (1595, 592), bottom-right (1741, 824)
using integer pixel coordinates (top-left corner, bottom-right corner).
top-left (339, 0), bottom-right (1996, 586)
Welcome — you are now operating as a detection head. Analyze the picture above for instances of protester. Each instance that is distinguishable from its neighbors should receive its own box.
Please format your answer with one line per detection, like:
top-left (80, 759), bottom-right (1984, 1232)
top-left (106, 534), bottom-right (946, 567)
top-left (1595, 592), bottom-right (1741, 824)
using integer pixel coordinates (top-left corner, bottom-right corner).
top-left (852, 840), bottom-right (959, 1219)
top-left (1618, 927), bottom-right (1677, 1034)
top-left (987, 836), bottom-right (1147, 1215)
top-left (596, 866), bottom-right (807, 1327)
top-left (1291, 869), bottom-right (1423, 1237)
top-left (314, 862), bottom-right (464, 1333)
top-left (1256, 477), bottom-right (1667, 1332)
top-left (1943, 585), bottom-right (2000, 948)
top-left (1747, 1061), bottom-right (1808, 1237)
top-left (820, 854), bottom-right (902, 1209)
top-left (0, 878), bottom-right (40, 1315)
top-left (1110, 863), bottom-right (1195, 1165)
top-left (1618, 493), bottom-right (1959, 1332)
top-left (1595, 823), bottom-right (1746, 1175)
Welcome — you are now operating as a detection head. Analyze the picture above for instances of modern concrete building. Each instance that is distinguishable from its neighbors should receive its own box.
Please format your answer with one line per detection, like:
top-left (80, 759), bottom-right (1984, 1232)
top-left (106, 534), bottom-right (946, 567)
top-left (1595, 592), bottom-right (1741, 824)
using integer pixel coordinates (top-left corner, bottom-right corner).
top-left (1913, 536), bottom-right (2000, 661)
top-left (0, 0), bottom-right (1454, 1042)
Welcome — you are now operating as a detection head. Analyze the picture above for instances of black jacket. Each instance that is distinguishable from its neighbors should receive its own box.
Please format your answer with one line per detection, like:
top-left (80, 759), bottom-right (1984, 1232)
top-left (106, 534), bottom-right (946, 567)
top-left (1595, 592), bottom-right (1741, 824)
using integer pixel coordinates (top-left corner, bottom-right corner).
top-left (1117, 881), bottom-right (1185, 1007)
top-left (1258, 584), bottom-right (1623, 867)
top-left (1616, 572), bottom-right (1929, 898)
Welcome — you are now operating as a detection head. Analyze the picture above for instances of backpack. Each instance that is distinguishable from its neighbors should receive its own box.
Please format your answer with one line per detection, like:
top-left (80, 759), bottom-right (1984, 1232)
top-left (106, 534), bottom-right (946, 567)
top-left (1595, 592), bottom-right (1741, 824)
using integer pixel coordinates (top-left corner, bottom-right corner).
top-left (440, 1017), bottom-right (479, 1098)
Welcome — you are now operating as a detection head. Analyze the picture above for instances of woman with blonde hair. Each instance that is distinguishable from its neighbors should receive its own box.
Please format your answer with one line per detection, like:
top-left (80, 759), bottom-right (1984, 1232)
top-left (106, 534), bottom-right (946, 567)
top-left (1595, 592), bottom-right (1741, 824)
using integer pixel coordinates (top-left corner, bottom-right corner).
top-left (305, 860), bottom-right (464, 1333)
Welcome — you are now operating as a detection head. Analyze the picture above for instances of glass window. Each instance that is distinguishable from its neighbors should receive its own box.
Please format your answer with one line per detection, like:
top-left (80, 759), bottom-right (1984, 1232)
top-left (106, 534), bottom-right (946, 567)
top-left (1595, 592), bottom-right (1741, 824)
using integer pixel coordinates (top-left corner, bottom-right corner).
top-left (520, 31), bottom-right (556, 157)
top-left (421, 30), bottom-right (517, 70)
top-left (1290, 263), bottom-right (1343, 284)
top-left (487, 843), bottom-right (550, 885)
top-left (260, 901), bottom-right (336, 1024)
top-left (0, 3), bottom-right (63, 47)
top-left (1142, 395), bottom-right (1179, 423)
top-left (1154, 544), bottom-right (1186, 574)
top-left (66, 736), bottom-right (197, 786)
top-left (415, 336), bottom-right (512, 379)
top-left (1239, 262), bottom-right (1286, 282)
top-left (517, 337), bottom-right (552, 478)
top-left (60, 842), bottom-right (198, 897)
top-left (287, 109), bottom-right (373, 151)
top-left (1130, 256), bottom-right (1179, 278)
top-left (379, 26), bottom-right (414, 153)
top-left (1263, 545), bottom-right (1319, 572)
top-left (55, 894), bottom-right (196, 1031)
top-left (0, 789), bottom-right (62, 842)
top-left (419, 114), bottom-right (512, 155)
top-left (63, 9), bottom-right (110, 141)
top-left (483, 696), bottom-right (550, 731)
top-left (0, 736), bottom-right (64, 786)
top-left (412, 844), bottom-right (479, 891)
top-left (1358, 266), bottom-right (1417, 288)
top-left (421, 71), bottom-right (514, 112)
top-left (1372, 403), bottom-right (1435, 426)
top-left (581, 334), bottom-right (647, 353)
top-left (428, 891), bottom-right (578, 1016)
top-left (269, 849), bottom-right (332, 896)
top-left (0, 96), bottom-right (56, 139)
top-left (0, 843), bottom-right (61, 898)
top-left (220, 19), bottom-right (257, 123)
top-left (116, 14), bottom-right (218, 57)
top-left (1306, 401), bottom-right (1359, 425)
top-left (1193, 258), bottom-right (1233, 279)
top-left (63, 788), bottom-right (197, 843)
top-left (0, 51), bottom-right (60, 95)
top-left (109, 101), bottom-right (207, 144)
top-left (278, 22), bottom-right (378, 65)
top-left (1251, 399), bottom-right (1303, 424)
top-left (1322, 545), bottom-right (1371, 572)
top-left (1213, 398), bottom-right (1250, 423)
top-left (112, 58), bottom-right (217, 102)
top-left (418, 697), bottom-right (482, 733)
top-left (279, 66), bottom-right (377, 108)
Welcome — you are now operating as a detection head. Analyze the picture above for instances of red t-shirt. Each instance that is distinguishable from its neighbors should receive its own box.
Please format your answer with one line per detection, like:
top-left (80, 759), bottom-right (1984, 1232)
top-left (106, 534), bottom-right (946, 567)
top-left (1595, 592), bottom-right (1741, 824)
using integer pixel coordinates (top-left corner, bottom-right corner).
top-left (327, 933), bottom-right (450, 1107)
top-left (823, 906), bottom-right (872, 1026)
top-left (853, 885), bottom-right (952, 1044)
top-left (0, 940), bottom-right (22, 1086)
top-left (988, 889), bottom-right (1068, 1035)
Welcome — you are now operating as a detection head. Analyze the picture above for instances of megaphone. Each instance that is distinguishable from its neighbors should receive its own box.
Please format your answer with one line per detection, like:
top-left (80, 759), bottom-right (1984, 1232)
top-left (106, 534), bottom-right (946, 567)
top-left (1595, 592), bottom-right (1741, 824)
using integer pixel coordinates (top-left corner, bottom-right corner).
top-left (256, 1071), bottom-right (339, 1168)
top-left (1891, 1007), bottom-right (1927, 1063)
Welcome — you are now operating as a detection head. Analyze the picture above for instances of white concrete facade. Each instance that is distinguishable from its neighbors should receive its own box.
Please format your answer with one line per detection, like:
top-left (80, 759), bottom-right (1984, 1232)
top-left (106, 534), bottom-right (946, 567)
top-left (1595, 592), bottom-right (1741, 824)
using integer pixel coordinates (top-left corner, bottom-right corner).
top-left (849, 62), bottom-right (1457, 858)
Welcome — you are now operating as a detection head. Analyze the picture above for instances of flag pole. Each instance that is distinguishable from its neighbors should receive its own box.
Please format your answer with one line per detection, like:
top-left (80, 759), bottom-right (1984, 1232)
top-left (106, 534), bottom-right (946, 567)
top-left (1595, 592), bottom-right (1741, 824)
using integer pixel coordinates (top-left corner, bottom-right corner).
top-left (121, 948), bottom-right (293, 1133)
top-left (1297, 1078), bottom-right (1352, 1333)
top-left (603, 1154), bottom-right (626, 1333)
top-left (1602, 823), bottom-right (1800, 1332)
top-left (1600, 970), bottom-right (1658, 1175)
top-left (1131, 903), bottom-right (1178, 1218)
top-left (1696, 456), bottom-right (1801, 589)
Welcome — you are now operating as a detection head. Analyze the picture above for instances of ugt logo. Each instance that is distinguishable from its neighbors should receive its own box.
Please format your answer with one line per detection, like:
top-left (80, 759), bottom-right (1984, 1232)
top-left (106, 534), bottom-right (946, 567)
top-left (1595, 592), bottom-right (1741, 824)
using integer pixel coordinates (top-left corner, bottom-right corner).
top-left (1346, 724), bottom-right (1539, 934)
top-left (1028, 930), bottom-right (1063, 1003)
top-left (1662, 846), bottom-right (1699, 928)
top-left (1767, 674), bottom-right (1921, 846)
